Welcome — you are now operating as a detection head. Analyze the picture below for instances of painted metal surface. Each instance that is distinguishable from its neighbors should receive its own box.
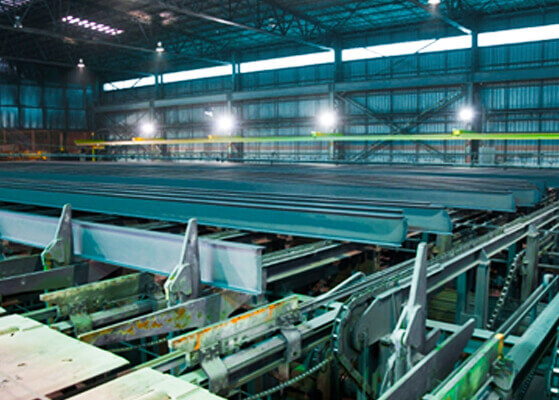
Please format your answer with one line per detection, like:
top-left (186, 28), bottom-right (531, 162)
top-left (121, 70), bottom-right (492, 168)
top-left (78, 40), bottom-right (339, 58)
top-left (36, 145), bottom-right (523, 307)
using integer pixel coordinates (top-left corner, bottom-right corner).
top-left (0, 178), bottom-right (443, 234)
top-left (0, 264), bottom-right (84, 296)
top-left (0, 181), bottom-right (409, 245)
top-left (427, 334), bottom-right (502, 400)
top-left (76, 132), bottom-right (559, 147)
top-left (0, 314), bottom-right (128, 400)
top-left (505, 289), bottom-right (559, 383)
top-left (379, 319), bottom-right (475, 400)
top-left (0, 208), bottom-right (265, 294)
top-left (0, 161), bottom-right (531, 217)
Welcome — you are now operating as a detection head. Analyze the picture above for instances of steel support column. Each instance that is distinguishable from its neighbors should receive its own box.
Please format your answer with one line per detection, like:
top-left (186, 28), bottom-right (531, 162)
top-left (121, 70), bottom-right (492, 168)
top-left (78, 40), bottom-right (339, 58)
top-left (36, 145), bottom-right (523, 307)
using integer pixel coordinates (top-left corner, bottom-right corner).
top-left (522, 225), bottom-right (540, 301)
top-left (456, 272), bottom-right (467, 324)
top-left (474, 251), bottom-right (491, 328)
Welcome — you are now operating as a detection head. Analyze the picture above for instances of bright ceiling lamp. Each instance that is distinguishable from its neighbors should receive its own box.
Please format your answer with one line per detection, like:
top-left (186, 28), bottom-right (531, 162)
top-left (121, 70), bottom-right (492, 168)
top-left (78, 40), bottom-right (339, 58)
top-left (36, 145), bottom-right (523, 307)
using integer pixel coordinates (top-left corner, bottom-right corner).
top-left (140, 121), bottom-right (156, 137)
top-left (317, 110), bottom-right (337, 131)
top-left (215, 114), bottom-right (236, 134)
top-left (458, 106), bottom-right (475, 122)
top-left (77, 58), bottom-right (85, 68)
top-left (61, 15), bottom-right (123, 36)
top-left (156, 41), bottom-right (165, 53)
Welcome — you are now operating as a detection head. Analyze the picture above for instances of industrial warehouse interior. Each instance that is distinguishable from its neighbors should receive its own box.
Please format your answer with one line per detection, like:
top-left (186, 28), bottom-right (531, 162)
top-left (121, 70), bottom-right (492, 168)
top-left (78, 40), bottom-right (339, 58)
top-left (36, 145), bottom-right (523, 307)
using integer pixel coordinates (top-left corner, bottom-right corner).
top-left (3, 1), bottom-right (559, 399)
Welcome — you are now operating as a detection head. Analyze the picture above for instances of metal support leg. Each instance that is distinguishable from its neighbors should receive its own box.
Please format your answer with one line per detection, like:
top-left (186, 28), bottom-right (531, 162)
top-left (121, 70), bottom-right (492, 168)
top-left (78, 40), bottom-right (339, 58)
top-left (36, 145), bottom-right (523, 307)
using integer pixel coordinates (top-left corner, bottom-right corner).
top-left (474, 251), bottom-right (491, 328)
top-left (456, 272), bottom-right (467, 324)
top-left (357, 341), bottom-right (370, 400)
top-left (522, 225), bottom-right (540, 301)
top-left (436, 234), bottom-right (452, 254)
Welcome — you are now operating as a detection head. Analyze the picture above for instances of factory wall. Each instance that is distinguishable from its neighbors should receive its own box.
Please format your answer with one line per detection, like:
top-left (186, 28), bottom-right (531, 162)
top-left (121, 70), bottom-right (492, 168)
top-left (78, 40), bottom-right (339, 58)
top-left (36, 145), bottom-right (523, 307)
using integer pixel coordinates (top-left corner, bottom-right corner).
top-left (96, 11), bottom-right (559, 166)
top-left (0, 79), bottom-right (92, 154)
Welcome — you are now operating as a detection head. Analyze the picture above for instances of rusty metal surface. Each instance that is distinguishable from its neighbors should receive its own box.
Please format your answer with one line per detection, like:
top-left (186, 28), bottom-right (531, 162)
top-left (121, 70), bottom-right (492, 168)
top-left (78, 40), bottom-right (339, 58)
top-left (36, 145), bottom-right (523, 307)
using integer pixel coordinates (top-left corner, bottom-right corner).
top-left (0, 314), bottom-right (128, 400)
top-left (67, 368), bottom-right (224, 400)
top-left (40, 273), bottom-right (156, 317)
top-left (169, 295), bottom-right (299, 363)
top-left (79, 291), bottom-right (251, 346)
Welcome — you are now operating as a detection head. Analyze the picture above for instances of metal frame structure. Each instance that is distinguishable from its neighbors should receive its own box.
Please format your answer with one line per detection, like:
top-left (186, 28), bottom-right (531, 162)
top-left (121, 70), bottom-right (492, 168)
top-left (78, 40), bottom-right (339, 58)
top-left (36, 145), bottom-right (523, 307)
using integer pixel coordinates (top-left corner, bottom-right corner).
top-left (0, 179), bottom-right (558, 399)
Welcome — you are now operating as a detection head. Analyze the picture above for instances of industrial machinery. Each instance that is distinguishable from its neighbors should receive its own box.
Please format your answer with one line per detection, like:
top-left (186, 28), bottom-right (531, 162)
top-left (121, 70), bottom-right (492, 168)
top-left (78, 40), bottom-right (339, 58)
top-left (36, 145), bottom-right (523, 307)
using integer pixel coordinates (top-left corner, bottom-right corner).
top-left (1, 162), bottom-right (559, 400)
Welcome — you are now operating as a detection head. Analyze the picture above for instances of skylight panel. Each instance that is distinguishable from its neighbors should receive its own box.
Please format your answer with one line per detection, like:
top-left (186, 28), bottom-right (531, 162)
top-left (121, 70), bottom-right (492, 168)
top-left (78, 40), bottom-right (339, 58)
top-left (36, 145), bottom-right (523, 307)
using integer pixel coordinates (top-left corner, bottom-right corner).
top-left (163, 65), bottom-right (232, 83)
top-left (342, 36), bottom-right (471, 61)
top-left (103, 76), bottom-right (155, 91)
top-left (240, 51), bottom-right (335, 73)
top-left (479, 24), bottom-right (559, 47)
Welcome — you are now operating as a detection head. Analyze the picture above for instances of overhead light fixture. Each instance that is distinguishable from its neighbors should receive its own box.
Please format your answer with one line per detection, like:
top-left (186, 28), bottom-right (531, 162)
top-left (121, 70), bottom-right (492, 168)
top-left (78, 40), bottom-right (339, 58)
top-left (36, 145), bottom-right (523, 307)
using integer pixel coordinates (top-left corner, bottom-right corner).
top-left (317, 110), bottom-right (337, 131)
top-left (204, 108), bottom-right (214, 118)
top-left (156, 41), bottom-right (165, 53)
top-left (13, 16), bottom-right (23, 29)
top-left (458, 106), bottom-right (475, 122)
top-left (140, 121), bottom-right (156, 137)
top-left (215, 114), bottom-right (235, 134)
top-left (77, 58), bottom-right (85, 68)
top-left (428, 0), bottom-right (441, 4)
top-left (61, 15), bottom-right (123, 35)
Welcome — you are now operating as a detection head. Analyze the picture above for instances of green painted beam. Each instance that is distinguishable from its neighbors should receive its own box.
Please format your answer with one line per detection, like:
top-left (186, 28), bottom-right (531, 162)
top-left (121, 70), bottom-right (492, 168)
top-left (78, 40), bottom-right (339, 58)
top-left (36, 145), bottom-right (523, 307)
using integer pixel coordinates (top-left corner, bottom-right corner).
top-left (75, 131), bottom-right (559, 147)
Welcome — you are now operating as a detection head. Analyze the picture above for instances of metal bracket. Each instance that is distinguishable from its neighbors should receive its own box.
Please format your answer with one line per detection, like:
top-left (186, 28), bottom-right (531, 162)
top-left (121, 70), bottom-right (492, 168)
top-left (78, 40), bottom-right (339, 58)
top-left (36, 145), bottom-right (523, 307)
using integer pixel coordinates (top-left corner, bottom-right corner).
top-left (280, 326), bottom-right (302, 362)
top-left (200, 356), bottom-right (229, 395)
top-left (41, 204), bottom-right (74, 269)
top-left (69, 312), bottom-right (93, 335)
top-left (382, 242), bottom-right (441, 392)
top-left (164, 218), bottom-right (201, 306)
top-left (399, 242), bottom-right (440, 355)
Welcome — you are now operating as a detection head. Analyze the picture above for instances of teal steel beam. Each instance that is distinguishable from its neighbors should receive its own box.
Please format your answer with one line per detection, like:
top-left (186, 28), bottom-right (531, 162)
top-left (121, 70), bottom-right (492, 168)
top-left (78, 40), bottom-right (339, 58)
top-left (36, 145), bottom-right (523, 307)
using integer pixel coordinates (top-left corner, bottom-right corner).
top-left (0, 162), bottom-right (516, 213)
top-left (0, 187), bottom-right (407, 246)
top-left (0, 208), bottom-right (266, 293)
top-left (0, 178), bottom-right (450, 234)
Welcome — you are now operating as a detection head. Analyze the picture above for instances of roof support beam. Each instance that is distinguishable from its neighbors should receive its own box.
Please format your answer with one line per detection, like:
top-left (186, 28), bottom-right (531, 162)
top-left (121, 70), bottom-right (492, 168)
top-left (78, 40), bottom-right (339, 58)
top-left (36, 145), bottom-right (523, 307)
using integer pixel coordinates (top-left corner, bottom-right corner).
top-left (157, 0), bottom-right (333, 51)
top-left (0, 55), bottom-right (153, 76)
top-left (405, 0), bottom-right (472, 34)
top-left (0, 23), bottom-right (228, 68)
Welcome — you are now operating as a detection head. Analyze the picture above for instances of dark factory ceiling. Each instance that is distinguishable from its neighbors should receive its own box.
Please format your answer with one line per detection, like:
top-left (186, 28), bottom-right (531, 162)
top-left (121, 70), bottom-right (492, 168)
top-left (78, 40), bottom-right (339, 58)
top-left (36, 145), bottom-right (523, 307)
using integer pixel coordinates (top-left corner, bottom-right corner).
top-left (0, 0), bottom-right (557, 80)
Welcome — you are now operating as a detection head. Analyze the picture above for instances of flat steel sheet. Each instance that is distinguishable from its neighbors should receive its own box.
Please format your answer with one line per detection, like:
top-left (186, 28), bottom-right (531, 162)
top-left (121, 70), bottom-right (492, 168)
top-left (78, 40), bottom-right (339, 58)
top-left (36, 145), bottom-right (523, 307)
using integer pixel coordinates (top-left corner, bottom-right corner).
top-left (0, 314), bottom-right (128, 400)
top-left (68, 368), bottom-right (224, 400)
